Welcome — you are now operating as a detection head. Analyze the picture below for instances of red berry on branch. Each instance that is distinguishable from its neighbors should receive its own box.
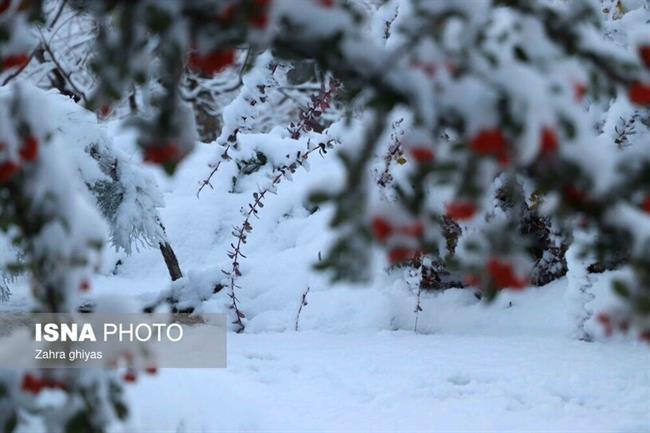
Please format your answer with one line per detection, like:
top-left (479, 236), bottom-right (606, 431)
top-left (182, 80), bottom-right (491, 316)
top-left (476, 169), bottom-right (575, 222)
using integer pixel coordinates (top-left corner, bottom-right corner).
top-left (563, 186), bottom-right (587, 205)
top-left (0, 0), bottom-right (11, 15)
top-left (371, 217), bottom-right (392, 243)
top-left (249, 14), bottom-right (268, 28)
top-left (596, 313), bottom-right (613, 337)
top-left (596, 312), bottom-right (610, 325)
top-left (638, 45), bottom-right (650, 69)
top-left (143, 143), bottom-right (180, 164)
top-left (145, 366), bottom-right (158, 375)
top-left (21, 374), bottom-right (42, 394)
top-left (249, 0), bottom-right (271, 28)
top-left (628, 82), bottom-right (650, 106)
top-left (409, 147), bottom-right (435, 163)
top-left (79, 279), bottom-right (91, 292)
top-left (188, 50), bottom-right (235, 75)
top-left (0, 161), bottom-right (20, 182)
top-left (319, 0), bottom-right (335, 7)
top-left (20, 136), bottom-right (38, 162)
top-left (445, 202), bottom-right (477, 221)
top-left (218, 2), bottom-right (238, 23)
top-left (388, 247), bottom-right (418, 264)
top-left (470, 129), bottom-right (509, 165)
top-left (539, 127), bottom-right (558, 157)
top-left (487, 258), bottom-right (527, 290)
top-left (573, 82), bottom-right (587, 102)
top-left (2, 53), bottom-right (29, 70)
top-left (640, 330), bottom-right (650, 343)
top-left (642, 196), bottom-right (650, 214)
top-left (123, 371), bottom-right (137, 383)
top-left (97, 105), bottom-right (112, 120)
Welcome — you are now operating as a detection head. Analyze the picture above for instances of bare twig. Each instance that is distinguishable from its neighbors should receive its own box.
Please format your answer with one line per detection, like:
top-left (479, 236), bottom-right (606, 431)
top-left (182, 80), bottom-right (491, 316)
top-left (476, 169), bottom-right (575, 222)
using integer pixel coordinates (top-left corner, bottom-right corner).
top-left (377, 118), bottom-right (405, 188)
top-left (197, 79), bottom-right (340, 197)
top-left (294, 286), bottom-right (310, 331)
top-left (222, 139), bottom-right (335, 333)
top-left (414, 285), bottom-right (423, 333)
top-left (39, 34), bottom-right (88, 104)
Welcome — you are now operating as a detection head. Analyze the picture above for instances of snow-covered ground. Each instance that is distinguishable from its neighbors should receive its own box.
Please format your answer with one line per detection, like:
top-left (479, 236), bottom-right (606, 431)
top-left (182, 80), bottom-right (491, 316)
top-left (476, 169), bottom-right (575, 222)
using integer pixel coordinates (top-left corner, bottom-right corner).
top-left (130, 332), bottom-right (650, 433)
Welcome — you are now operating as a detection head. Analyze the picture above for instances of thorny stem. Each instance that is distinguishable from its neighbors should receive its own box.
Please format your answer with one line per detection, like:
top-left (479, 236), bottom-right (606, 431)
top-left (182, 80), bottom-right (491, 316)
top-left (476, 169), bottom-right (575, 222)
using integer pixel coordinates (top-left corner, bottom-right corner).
top-left (197, 79), bottom-right (340, 197)
top-left (223, 140), bottom-right (335, 332)
top-left (377, 118), bottom-right (405, 188)
top-left (196, 144), bottom-right (232, 197)
top-left (288, 79), bottom-right (340, 139)
top-left (294, 286), bottom-right (310, 331)
top-left (414, 284), bottom-right (423, 333)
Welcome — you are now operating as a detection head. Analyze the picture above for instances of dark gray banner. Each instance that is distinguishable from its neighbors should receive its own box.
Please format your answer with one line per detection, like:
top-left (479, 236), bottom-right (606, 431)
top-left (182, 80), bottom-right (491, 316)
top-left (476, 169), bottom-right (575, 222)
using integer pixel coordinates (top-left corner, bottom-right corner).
top-left (0, 313), bottom-right (226, 368)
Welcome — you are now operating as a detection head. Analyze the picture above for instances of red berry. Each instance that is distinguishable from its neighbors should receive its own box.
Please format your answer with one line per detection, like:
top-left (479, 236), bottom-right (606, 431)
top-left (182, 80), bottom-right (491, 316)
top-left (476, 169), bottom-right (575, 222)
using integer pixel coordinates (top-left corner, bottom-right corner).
top-left (539, 127), bottom-right (558, 157)
top-left (218, 2), bottom-right (238, 23)
top-left (123, 371), bottom-right (137, 383)
top-left (596, 312), bottom-right (610, 325)
top-left (573, 82), bottom-right (587, 102)
top-left (388, 247), bottom-right (418, 264)
top-left (371, 217), bottom-right (392, 243)
top-left (145, 366), bottom-right (158, 375)
top-left (597, 312), bottom-right (613, 336)
top-left (640, 330), bottom-right (650, 343)
top-left (249, 0), bottom-right (271, 28)
top-left (629, 82), bottom-right (650, 106)
top-left (143, 143), bottom-right (180, 164)
top-left (319, 0), bottom-right (335, 6)
top-left (445, 202), bottom-right (476, 221)
top-left (2, 53), bottom-right (29, 70)
top-left (470, 129), bottom-right (509, 165)
top-left (188, 50), bottom-right (235, 75)
top-left (638, 45), bottom-right (650, 69)
top-left (0, 161), bottom-right (20, 182)
top-left (249, 14), bottom-right (268, 28)
top-left (0, 0), bottom-right (11, 15)
top-left (97, 105), bottom-right (112, 120)
top-left (487, 258), bottom-right (527, 290)
top-left (563, 186), bottom-right (587, 205)
top-left (642, 196), bottom-right (650, 214)
top-left (409, 147), bottom-right (435, 163)
top-left (20, 136), bottom-right (38, 162)
top-left (21, 374), bottom-right (42, 394)
top-left (79, 279), bottom-right (91, 292)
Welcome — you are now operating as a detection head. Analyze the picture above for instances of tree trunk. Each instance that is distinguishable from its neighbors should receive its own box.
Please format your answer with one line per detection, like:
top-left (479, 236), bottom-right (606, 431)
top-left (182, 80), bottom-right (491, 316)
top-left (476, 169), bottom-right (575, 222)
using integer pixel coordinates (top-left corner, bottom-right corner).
top-left (159, 241), bottom-right (183, 281)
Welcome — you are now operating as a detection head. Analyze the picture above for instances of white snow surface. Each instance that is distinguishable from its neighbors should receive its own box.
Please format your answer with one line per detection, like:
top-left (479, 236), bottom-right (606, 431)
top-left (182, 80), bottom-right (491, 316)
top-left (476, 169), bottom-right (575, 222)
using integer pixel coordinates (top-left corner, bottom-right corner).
top-left (127, 332), bottom-right (649, 433)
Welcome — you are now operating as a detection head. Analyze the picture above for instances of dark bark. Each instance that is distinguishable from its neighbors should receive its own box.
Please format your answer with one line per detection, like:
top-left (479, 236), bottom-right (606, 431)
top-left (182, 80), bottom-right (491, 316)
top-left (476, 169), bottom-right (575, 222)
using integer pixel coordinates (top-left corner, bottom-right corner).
top-left (158, 240), bottom-right (183, 281)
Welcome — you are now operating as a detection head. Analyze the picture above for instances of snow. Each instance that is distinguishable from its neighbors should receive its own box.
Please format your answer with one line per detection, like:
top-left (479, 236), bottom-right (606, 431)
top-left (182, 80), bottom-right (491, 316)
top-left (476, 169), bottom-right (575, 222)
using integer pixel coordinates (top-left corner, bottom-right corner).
top-left (128, 332), bottom-right (650, 433)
